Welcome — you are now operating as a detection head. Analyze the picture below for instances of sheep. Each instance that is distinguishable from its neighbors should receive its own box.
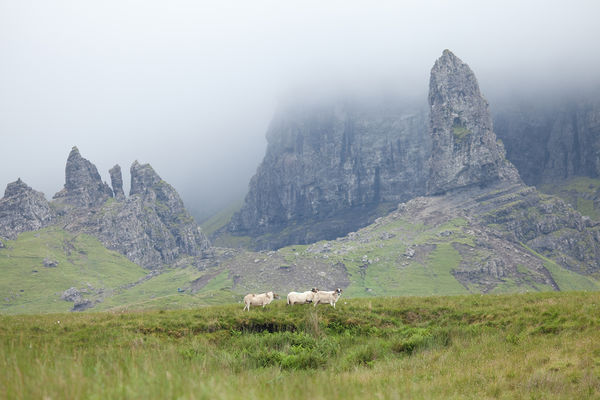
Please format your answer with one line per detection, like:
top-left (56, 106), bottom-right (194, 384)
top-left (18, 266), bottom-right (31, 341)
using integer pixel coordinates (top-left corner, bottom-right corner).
top-left (287, 288), bottom-right (318, 306)
top-left (313, 288), bottom-right (343, 308)
top-left (243, 291), bottom-right (279, 311)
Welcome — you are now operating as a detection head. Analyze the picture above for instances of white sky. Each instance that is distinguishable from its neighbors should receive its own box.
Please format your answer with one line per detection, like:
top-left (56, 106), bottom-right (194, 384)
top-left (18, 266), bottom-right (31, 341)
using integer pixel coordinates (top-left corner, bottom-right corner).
top-left (1, 0), bottom-right (599, 219)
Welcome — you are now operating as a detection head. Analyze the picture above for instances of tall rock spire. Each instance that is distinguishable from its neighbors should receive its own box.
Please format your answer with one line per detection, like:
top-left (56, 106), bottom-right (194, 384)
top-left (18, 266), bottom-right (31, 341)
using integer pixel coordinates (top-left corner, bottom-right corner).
top-left (53, 146), bottom-right (113, 207)
top-left (109, 164), bottom-right (125, 200)
top-left (427, 50), bottom-right (520, 194)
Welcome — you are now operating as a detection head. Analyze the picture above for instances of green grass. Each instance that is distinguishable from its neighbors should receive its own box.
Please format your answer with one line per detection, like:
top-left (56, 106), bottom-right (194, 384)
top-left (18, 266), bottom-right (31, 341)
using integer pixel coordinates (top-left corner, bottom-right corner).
top-left (519, 243), bottom-right (600, 292)
top-left (0, 229), bottom-right (243, 314)
top-left (1, 292), bottom-right (599, 399)
top-left (0, 227), bottom-right (146, 314)
top-left (452, 125), bottom-right (472, 141)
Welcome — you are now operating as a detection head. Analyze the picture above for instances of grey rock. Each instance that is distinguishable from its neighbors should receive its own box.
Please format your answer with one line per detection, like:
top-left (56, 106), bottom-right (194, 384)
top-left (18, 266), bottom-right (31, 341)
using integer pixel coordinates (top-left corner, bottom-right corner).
top-left (229, 98), bottom-right (430, 248)
top-left (0, 178), bottom-right (54, 239)
top-left (109, 164), bottom-right (125, 200)
top-left (53, 146), bottom-right (113, 208)
top-left (61, 287), bottom-right (81, 302)
top-left (493, 95), bottom-right (600, 185)
top-left (72, 299), bottom-right (94, 311)
top-left (83, 161), bottom-right (211, 269)
top-left (43, 258), bottom-right (58, 268)
top-left (427, 50), bottom-right (520, 194)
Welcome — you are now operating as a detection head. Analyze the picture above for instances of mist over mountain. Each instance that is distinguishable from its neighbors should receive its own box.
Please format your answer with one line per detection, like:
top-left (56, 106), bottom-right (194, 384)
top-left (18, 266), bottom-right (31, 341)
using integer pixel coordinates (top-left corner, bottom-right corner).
top-left (2, 1), bottom-right (600, 222)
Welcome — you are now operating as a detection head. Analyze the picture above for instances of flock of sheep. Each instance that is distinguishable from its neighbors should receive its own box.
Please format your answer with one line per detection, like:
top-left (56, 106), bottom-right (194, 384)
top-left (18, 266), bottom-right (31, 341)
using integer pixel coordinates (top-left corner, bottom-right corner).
top-left (242, 288), bottom-right (343, 311)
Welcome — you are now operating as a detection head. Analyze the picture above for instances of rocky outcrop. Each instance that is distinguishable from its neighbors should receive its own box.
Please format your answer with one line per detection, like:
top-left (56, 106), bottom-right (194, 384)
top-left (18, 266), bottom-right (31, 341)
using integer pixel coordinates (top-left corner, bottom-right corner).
top-left (0, 147), bottom-right (213, 270)
top-left (229, 99), bottom-right (430, 248)
top-left (386, 181), bottom-right (600, 289)
top-left (53, 146), bottom-right (113, 208)
top-left (493, 95), bottom-right (600, 186)
top-left (427, 50), bottom-right (520, 194)
top-left (109, 164), bottom-right (125, 200)
top-left (85, 161), bottom-right (211, 269)
top-left (0, 178), bottom-right (54, 239)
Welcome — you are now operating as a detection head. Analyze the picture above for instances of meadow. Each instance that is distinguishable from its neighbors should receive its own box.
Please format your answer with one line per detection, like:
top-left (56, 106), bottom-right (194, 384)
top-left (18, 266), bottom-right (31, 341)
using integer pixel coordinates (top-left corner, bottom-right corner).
top-left (1, 291), bottom-right (599, 399)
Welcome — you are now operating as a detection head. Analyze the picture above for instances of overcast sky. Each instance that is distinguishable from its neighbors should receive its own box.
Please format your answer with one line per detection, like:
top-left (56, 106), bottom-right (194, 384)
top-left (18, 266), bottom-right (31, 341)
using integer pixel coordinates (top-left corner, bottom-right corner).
top-left (1, 0), bottom-right (600, 220)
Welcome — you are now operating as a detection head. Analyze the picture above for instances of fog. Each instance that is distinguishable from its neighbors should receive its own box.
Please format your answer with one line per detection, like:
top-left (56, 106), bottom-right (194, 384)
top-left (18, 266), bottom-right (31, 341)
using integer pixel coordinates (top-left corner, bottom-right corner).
top-left (1, 1), bottom-right (600, 220)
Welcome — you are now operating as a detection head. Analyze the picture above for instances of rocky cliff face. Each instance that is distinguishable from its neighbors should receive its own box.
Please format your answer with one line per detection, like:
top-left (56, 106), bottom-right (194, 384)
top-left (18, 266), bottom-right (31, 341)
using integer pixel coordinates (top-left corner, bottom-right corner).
top-left (493, 95), bottom-right (600, 186)
top-left (0, 179), bottom-right (54, 239)
top-left (53, 146), bottom-right (113, 208)
top-left (229, 99), bottom-right (430, 248)
top-left (427, 50), bottom-right (520, 194)
top-left (228, 50), bottom-right (523, 249)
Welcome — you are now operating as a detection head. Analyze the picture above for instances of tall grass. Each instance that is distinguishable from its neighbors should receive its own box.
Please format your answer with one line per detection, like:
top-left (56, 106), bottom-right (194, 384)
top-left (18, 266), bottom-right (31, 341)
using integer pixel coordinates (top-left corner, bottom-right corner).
top-left (1, 292), bottom-right (599, 399)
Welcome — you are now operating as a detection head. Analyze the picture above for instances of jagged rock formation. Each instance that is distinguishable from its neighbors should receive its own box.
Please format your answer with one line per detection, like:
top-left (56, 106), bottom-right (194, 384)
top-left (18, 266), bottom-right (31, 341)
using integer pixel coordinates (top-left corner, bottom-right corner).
top-left (493, 95), bottom-right (600, 186)
top-left (0, 178), bottom-right (54, 239)
top-left (229, 99), bottom-right (430, 248)
top-left (53, 146), bottom-right (113, 208)
top-left (109, 164), bottom-right (125, 200)
top-left (427, 50), bottom-right (520, 194)
top-left (85, 161), bottom-right (211, 268)
top-left (0, 147), bottom-right (211, 270)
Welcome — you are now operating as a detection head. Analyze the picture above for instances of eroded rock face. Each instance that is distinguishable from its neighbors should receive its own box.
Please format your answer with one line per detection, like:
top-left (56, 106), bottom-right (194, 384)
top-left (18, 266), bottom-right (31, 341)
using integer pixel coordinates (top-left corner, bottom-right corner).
top-left (109, 164), bottom-right (125, 200)
top-left (493, 96), bottom-right (600, 185)
top-left (0, 178), bottom-right (54, 239)
top-left (427, 50), bottom-right (520, 194)
top-left (229, 99), bottom-right (430, 248)
top-left (11, 147), bottom-right (213, 270)
top-left (53, 146), bottom-right (113, 208)
top-left (86, 161), bottom-right (211, 268)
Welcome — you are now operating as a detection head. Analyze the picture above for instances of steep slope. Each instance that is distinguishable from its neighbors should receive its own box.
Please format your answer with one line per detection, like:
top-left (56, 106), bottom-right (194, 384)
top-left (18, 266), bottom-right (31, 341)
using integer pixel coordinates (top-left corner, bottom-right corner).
top-left (228, 99), bottom-right (429, 249)
top-left (494, 95), bottom-right (600, 186)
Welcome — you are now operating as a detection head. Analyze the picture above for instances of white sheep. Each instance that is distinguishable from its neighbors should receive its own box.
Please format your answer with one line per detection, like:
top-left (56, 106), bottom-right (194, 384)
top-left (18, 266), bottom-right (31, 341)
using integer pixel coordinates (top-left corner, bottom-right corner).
top-left (243, 291), bottom-right (278, 311)
top-left (286, 288), bottom-right (318, 305)
top-left (313, 288), bottom-right (343, 308)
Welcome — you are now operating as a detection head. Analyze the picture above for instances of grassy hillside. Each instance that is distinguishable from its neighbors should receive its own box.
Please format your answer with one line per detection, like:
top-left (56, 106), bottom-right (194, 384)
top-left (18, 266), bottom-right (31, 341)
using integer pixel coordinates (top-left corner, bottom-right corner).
top-left (1, 292), bottom-right (599, 399)
top-left (0, 229), bottom-right (236, 314)
top-left (0, 227), bottom-right (147, 314)
top-left (215, 211), bottom-right (600, 299)
top-left (3, 203), bottom-right (600, 315)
